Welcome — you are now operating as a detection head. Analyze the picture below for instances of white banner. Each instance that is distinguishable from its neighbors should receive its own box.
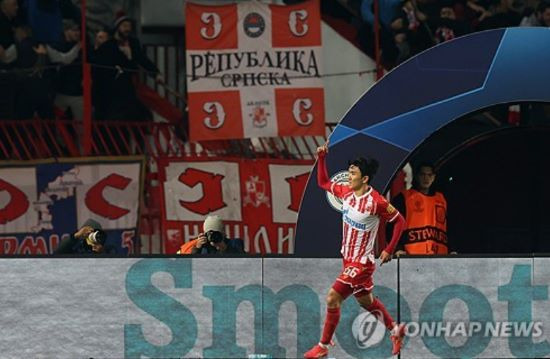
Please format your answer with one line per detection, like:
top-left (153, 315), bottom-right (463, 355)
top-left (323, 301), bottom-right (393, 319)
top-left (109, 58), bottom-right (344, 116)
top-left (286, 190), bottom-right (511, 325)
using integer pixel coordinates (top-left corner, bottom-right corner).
top-left (0, 159), bottom-right (143, 254)
top-left (185, 0), bottom-right (325, 141)
top-left (163, 161), bottom-right (242, 222)
top-left (268, 164), bottom-right (312, 223)
top-left (159, 158), bottom-right (313, 254)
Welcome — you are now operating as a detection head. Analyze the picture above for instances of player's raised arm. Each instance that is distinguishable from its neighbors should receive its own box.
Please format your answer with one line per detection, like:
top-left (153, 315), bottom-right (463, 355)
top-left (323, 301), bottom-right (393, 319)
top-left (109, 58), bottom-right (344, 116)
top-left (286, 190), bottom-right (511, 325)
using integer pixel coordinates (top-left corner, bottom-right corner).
top-left (316, 143), bottom-right (331, 191)
top-left (316, 142), bottom-right (350, 198)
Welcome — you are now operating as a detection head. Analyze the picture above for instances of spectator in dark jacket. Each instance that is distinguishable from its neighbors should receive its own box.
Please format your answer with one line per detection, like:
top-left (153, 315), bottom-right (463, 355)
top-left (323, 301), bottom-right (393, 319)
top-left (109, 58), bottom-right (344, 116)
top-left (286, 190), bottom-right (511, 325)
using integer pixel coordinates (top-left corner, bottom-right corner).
top-left (431, 3), bottom-right (470, 44)
top-left (47, 19), bottom-right (83, 120)
top-left (93, 27), bottom-right (109, 50)
top-left (13, 24), bottom-right (55, 119)
top-left (54, 219), bottom-right (112, 254)
top-left (391, 0), bottom-right (435, 63)
top-left (520, 1), bottom-right (550, 27)
top-left (92, 12), bottom-right (162, 121)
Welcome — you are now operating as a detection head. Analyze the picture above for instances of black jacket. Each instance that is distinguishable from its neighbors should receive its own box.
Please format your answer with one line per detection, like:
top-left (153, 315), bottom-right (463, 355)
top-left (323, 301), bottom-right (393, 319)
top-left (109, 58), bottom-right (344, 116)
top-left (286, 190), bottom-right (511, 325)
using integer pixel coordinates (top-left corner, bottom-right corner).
top-left (54, 234), bottom-right (95, 254)
top-left (53, 234), bottom-right (115, 254)
top-left (92, 37), bottom-right (158, 110)
top-left (191, 238), bottom-right (246, 255)
top-left (49, 39), bottom-right (83, 96)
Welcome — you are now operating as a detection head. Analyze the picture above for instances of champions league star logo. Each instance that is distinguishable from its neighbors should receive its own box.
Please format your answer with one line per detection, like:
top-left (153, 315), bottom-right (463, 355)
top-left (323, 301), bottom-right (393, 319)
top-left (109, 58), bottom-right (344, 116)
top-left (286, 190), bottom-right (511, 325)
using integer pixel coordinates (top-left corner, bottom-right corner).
top-left (243, 12), bottom-right (265, 38)
top-left (326, 170), bottom-right (349, 212)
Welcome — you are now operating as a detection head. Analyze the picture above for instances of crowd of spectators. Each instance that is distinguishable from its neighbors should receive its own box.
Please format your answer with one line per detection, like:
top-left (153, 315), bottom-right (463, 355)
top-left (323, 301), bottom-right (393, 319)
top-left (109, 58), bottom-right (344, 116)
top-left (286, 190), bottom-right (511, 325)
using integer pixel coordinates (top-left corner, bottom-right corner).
top-left (1, 0), bottom-right (549, 158)
top-left (0, 0), bottom-right (160, 123)
top-left (357, 0), bottom-right (550, 68)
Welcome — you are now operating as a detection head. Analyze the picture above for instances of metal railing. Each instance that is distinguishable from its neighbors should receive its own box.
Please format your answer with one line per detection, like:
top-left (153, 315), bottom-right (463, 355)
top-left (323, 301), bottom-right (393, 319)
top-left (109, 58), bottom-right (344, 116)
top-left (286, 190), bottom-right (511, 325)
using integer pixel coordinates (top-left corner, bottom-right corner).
top-left (0, 119), bottom-right (336, 160)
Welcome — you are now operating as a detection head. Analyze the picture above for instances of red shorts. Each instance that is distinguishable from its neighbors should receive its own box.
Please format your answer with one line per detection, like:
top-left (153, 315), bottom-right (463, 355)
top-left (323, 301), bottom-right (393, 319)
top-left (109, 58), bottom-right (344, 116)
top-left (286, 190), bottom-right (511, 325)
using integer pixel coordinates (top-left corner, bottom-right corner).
top-left (332, 260), bottom-right (375, 299)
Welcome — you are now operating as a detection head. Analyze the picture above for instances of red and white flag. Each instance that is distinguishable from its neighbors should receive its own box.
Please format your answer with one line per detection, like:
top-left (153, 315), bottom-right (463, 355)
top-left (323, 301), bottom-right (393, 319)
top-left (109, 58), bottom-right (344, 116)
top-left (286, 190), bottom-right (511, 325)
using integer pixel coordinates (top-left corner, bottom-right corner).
top-left (158, 157), bottom-right (314, 254)
top-left (185, 0), bottom-right (325, 141)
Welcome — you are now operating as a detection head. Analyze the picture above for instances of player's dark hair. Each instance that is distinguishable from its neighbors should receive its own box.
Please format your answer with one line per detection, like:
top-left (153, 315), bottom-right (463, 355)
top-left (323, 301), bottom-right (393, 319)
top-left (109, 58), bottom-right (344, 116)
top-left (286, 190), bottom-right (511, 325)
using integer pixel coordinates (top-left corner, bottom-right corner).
top-left (348, 157), bottom-right (379, 180)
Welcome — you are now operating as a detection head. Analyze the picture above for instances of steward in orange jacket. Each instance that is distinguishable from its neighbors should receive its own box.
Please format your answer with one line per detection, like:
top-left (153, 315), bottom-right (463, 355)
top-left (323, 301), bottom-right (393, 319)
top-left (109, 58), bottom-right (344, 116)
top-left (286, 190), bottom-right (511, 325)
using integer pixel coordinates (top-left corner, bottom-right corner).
top-left (393, 163), bottom-right (450, 255)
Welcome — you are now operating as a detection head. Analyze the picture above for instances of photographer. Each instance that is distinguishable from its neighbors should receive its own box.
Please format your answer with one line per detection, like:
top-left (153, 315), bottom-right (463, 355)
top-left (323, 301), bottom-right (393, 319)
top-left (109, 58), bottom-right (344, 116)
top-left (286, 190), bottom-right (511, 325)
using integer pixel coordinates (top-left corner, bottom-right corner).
top-left (182, 215), bottom-right (245, 255)
top-left (54, 219), bottom-right (109, 254)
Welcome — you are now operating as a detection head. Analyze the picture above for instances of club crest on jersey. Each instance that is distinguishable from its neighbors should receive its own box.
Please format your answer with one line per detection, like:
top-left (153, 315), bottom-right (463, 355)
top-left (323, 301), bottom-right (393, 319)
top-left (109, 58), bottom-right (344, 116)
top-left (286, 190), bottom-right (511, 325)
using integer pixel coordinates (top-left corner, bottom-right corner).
top-left (326, 170), bottom-right (349, 213)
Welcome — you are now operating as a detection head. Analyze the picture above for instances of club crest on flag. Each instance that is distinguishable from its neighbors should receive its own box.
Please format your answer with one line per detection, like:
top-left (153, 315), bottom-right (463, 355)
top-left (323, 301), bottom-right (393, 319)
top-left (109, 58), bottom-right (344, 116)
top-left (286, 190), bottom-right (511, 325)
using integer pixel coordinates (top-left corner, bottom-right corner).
top-left (243, 176), bottom-right (270, 208)
top-left (244, 12), bottom-right (265, 38)
top-left (247, 100), bottom-right (271, 128)
top-left (252, 106), bottom-right (269, 128)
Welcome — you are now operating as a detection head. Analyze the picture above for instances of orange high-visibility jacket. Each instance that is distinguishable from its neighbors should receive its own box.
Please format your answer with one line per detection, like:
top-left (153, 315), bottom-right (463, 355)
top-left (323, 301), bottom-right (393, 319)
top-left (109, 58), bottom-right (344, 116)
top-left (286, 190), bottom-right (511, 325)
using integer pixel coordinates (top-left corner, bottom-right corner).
top-left (177, 239), bottom-right (198, 254)
top-left (402, 189), bottom-right (448, 255)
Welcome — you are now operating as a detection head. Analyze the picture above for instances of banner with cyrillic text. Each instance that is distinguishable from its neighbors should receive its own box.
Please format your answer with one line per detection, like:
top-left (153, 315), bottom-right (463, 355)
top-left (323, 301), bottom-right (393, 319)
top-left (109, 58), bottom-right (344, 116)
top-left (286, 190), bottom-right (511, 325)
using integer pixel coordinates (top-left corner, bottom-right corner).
top-left (159, 157), bottom-right (313, 254)
top-left (185, 0), bottom-right (324, 141)
top-left (0, 158), bottom-right (144, 254)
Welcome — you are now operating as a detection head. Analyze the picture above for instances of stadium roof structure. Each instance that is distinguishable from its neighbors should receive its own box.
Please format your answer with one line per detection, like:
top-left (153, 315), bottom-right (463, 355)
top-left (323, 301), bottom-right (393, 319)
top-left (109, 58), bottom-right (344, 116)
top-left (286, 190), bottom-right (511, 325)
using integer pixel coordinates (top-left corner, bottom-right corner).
top-left (296, 27), bottom-right (550, 257)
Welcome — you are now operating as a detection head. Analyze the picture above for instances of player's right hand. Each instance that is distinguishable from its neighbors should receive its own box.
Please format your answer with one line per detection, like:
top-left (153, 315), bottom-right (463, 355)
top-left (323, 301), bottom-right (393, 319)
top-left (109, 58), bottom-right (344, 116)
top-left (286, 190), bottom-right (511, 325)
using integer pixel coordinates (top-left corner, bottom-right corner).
top-left (316, 141), bottom-right (329, 158)
top-left (195, 233), bottom-right (208, 248)
top-left (379, 250), bottom-right (392, 266)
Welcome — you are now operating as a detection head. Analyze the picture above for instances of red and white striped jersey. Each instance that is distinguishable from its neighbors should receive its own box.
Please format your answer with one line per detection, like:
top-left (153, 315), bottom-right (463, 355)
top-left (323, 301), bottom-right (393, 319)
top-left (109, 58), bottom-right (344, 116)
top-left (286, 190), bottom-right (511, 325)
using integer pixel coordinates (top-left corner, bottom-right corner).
top-left (329, 182), bottom-right (400, 264)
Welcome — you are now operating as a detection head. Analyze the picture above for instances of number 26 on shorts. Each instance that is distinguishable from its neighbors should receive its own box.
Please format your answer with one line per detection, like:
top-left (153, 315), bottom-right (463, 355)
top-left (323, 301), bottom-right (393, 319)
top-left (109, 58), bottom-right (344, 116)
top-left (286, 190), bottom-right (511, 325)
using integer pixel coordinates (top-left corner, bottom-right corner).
top-left (343, 266), bottom-right (360, 278)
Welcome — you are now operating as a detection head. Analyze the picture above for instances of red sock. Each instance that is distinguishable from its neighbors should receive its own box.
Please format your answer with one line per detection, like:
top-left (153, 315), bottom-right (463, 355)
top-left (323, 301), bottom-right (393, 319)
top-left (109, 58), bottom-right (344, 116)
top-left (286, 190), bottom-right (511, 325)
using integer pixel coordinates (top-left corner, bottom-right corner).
top-left (366, 298), bottom-right (395, 331)
top-left (320, 307), bottom-right (340, 345)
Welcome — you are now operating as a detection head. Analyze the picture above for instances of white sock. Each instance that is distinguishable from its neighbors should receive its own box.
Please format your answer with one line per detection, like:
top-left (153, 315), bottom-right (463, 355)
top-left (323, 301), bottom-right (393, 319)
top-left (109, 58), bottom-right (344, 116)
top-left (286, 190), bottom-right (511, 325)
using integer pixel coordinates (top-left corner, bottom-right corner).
top-left (318, 342), bottom-right (328, 349)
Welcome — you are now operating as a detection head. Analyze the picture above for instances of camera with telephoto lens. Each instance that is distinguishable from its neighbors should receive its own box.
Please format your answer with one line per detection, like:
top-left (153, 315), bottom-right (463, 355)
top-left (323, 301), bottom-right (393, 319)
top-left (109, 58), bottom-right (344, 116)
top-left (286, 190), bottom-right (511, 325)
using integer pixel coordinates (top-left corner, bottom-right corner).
top-left (205, 230), bottom-right (224, 244)
top-left (87, 230), bottom-right (107, 246)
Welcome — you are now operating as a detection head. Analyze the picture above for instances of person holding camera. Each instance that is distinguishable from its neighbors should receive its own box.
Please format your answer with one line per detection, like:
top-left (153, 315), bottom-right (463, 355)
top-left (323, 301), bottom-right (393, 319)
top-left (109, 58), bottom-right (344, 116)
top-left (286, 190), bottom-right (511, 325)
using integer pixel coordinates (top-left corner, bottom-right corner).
top-left (54, 219), bottom-right (109, 254)
top-left (182, 215), bottom-right (245, 255)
